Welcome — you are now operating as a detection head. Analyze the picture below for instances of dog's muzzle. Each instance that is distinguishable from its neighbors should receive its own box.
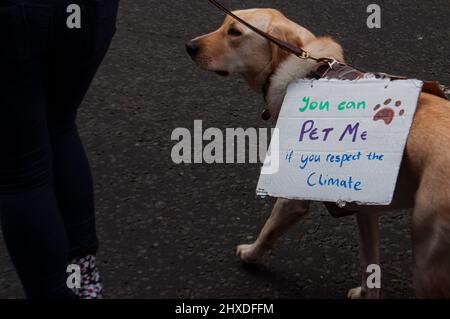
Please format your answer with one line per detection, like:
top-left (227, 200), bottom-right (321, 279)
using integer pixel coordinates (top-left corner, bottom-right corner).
top-left (186, 41), bottom-right (200, 59)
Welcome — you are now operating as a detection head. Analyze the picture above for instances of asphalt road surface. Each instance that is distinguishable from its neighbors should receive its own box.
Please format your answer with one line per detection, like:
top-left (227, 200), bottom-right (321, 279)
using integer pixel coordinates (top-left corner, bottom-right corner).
top-left (1, 0), bottom-right (449, 299)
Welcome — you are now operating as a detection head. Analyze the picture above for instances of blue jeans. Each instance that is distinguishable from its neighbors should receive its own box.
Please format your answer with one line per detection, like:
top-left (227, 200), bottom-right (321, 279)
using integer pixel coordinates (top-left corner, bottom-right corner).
top-left (0, 0), bottom-right (118, 298)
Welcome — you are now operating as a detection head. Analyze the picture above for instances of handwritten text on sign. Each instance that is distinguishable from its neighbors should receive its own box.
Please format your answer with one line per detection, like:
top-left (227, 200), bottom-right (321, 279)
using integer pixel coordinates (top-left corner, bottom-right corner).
top-left (257, 79), bottom-right (423, 205)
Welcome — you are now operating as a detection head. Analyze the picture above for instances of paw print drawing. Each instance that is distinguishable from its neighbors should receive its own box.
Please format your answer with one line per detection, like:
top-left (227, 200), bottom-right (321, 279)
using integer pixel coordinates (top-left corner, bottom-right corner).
top-left (373, 98), bottom-right (405, 125)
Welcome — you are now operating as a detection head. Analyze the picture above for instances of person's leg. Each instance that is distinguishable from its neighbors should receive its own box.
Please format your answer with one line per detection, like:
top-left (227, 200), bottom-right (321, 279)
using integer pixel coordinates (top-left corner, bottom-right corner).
top-left (47, 112), bottom-right (103, 299)
top-left (48, 112), bottom-right (98, 262)
top-left (0, 3), bottom-right (74, 298)
top-left (44, 0), bottom-right (119, 298)
top-left (0, 186), bottom-right (74, 298)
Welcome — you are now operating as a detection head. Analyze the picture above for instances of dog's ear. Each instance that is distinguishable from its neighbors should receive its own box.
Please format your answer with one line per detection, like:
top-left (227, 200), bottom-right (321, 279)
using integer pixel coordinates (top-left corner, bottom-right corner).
top-left (268, 24), bottom-right (304, 71)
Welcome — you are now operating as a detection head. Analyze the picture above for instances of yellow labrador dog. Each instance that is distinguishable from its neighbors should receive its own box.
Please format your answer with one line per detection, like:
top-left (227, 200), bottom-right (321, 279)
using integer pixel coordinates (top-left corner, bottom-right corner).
top-left (186, 9), bottom-right (450, 298)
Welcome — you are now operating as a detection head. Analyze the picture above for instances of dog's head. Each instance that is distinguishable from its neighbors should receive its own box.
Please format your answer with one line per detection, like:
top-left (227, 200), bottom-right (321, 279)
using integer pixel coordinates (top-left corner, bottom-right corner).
top-left (186, 9), bottom-right (316, 90)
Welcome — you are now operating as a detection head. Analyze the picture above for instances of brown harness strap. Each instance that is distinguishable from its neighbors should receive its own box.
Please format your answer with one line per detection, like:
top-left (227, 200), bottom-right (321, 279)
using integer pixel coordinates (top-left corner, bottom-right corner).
top-left (308, 62), bottom-right (448, 99)
top-left (422, 81), bottom-right (448, 100)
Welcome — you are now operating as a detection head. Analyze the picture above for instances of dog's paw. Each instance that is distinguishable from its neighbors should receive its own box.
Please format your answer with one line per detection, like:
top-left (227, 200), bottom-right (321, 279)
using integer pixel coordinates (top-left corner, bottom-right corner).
top-left (347, 286), bottom-right (380, 299)
top-left (236, 244), bottom-right (263, 263)
top-left (347, 286), bottom-right (363, 299)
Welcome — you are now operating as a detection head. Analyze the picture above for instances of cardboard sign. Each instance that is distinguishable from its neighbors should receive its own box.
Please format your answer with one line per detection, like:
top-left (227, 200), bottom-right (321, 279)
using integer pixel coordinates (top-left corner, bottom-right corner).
top-left (257, 78), bottom-right (423, 205)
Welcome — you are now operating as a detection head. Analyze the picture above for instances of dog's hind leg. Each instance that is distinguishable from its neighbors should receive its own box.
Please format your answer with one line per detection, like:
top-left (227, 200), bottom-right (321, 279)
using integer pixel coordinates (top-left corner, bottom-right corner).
top-left (236, 199), bottom-right (310, 263)
top-left (412, 180), bottom-right (450, 298)
top-left (348, 210), bottom-right (380, 299)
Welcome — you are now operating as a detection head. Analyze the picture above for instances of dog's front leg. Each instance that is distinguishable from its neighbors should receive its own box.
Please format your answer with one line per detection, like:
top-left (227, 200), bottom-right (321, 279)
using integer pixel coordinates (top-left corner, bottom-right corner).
top-left (348, 210), bottom-right (380, 299)
top-left (236, 199), bottom-right (310, 263)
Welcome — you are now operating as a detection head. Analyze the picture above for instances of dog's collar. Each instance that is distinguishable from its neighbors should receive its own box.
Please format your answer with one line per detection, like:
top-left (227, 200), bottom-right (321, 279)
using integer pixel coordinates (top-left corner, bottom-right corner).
top-left (261, 73), bottom-right (273, 121)
top-left (262, 72), bottom-right (273, 102)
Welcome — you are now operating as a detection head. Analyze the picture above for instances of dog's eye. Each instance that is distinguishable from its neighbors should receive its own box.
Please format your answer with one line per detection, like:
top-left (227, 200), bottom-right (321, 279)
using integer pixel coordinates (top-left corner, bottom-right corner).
top-left (227, 27), bottom-right (242, 37)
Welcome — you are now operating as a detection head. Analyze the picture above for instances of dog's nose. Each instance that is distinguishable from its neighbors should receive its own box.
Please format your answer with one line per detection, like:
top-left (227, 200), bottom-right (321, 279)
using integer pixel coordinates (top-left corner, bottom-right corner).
top-left (185, 41), bottom-right (199, 58)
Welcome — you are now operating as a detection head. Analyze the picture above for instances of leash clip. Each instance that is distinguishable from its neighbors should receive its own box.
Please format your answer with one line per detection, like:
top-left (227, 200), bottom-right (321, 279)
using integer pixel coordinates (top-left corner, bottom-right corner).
top-left (298, 51), bottom-right (311, 60)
